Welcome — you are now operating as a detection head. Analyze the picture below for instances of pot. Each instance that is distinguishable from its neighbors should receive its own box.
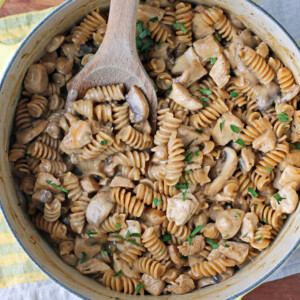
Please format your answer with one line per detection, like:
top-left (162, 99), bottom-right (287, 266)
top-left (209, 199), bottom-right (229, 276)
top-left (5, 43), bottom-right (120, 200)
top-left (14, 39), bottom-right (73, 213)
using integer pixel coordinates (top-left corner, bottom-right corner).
top-left (0, 0), bottom-right (299, 299)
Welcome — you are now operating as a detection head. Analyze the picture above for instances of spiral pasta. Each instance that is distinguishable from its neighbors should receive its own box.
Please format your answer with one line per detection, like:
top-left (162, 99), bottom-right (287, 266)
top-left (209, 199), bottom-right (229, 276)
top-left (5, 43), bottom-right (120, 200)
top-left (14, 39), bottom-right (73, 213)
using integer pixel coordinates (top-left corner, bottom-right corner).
top-left (162, 219), bottom-right (191, 241)
top-left (84, 84), bottom-right (125, 102)
top-left (134, 257), bottom-right (166, 279)
top-left (27, 141), bottom-right (62, 161)
top-left (175, 2), bottom-right (193, 44)
top-left (277, 67), bottom-right (297, 93)
top-left (27, 94), bottom-right (48, 118)
top-left (251, 203), bottom-right (283, 228)
top-left (44, 199), bottom-right (61, 223)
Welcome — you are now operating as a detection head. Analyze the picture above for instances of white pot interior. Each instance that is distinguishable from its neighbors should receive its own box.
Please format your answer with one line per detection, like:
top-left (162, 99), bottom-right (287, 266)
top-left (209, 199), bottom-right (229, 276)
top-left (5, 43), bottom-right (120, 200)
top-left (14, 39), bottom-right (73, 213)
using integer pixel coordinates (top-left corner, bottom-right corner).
top-left (0, 0), bottom-right (299, 299)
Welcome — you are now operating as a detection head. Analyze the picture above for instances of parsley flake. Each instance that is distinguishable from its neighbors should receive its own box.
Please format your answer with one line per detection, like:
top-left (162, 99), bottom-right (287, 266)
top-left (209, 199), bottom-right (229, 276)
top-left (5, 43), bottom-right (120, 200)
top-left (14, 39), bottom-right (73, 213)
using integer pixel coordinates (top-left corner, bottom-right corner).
top-left (266, 165), bottom-right (273, 172)
top-left (187, 236), bottom-right (192, 245)
top-left (86, 230), bottom-right (97, 237)
top-left (206, 238), bottom-right (219, 249)
top-left (141, 40), bottom-right (153, 52)
top-left (180, 255), bottom-right (188, 260)
top-left (196, 129), bottom-right (203, 134)
top-left (199, 88), bottom-right (212, 95)
top-left (112, 270), bottom-right (122, 277)
top-left (276, 111), bottom-right (289, 123)
top-left (195, 149), bottom-right (200, 156)
top-left (173, 23), bottom-right (187, 34)
top-left (236, 212), bottom-right (241, 217)
top-left (127, 239), bottom-right (139, 247)
top-left (263, 218), bottom-right (267, 223)
top-left (24, 151), bottom-right (33, 158)
top-left (242, 233), bottom-right (248, 238)
top-left (274, 193), bottom-right (285, 204)
top-left (139, 29), bottom-right (151, 39)
top-left (230, 91), bottom-right (239, 98)
top-left (46, 180), bottom-right (68, 194)
top-left (257, 236), bottom-right (263, 241)
top-left (80, 252), bottom-right (86, 263)
top-left (182, 189), bottom-right (188, 201)
top-left (112, 234), bottom-right (124, 240)
top-left (116, 222), bottom-right (120, 230)
top-left (248, 187), bottom-right (258, 198)
top-left (24, 193), bottom-right (32, 202)
top-left (136, 37), bottom-right (143, 48)
top-left (184, 152), bottom-right (193, 163)
top-left (160, 248), bottom-right (165, 253)
top-left (224, 244), bottom-right (230, 248)
top-left (202, 97), bottom-right (209, 108)
top-left (235, 138), bottom-right (246, 147)
top-left (230, 125), bottom-right (239, 133)
top-left (137, 22), bottom-right (143, 33)
top-left (184, 170), bottom-right (192, 174)
top-left (220, 120), bottom-right (225, 132)
top-left (101, 140), bottom-right (108, 146)
top-left (135, 283), bottom-right (145, 294)
top-left (158, 41), bottom-right (162, 49)
top-left (166, 85), bottom-right (172, 94)
top-left (209, 57), bottom-right (217, 65)
top-left (153, 197), bottom-right (163, 206)
top-left (190, 225), bottom-right (204, 238)
top-left (162, 233), bottom-right (171, 242)
top-left (149, 16), bottom-right (159, 22)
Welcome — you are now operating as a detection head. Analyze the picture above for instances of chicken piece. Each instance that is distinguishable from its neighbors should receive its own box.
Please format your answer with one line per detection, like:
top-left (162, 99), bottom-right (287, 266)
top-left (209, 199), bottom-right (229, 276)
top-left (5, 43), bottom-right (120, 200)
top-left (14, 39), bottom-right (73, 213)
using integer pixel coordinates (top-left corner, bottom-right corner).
top-left (86, 191), bottom-right (114, 227)
top-left (184, 146), bottom-right (203, 171)
top-left (193, 34), bottom-right (223, 62)
top-left (239, 29), bottom-right (259, 48)
top-left (279, 150), bottom-right (300, 171)
top-left (219, 242), bottom-right (249, 265)
top-left (209, 53), bottom-right (230, 88)
top-left (291, 111), bottom-right (300, 143)
top-left (252, 82), bottom-right (280, 111)
top-left (169, 83), bottom-right (202, 111)
top-left (150, 43), bottom-right (169, 61)
top-left (178, 235), bottom-right (205, 256)
top-left (34, 173), bottom-right (61, 193)
top-left (207, 249), bottom-right (223, 261)
top-left (239, 147), bottom-right (255, 173)
top-left (281, 85), bottom-right (300, 103)
top-left (32, 189), bottom-right (52, 203)
top-left (271, 182), bottom-right (299, 214)
top-left (173, 60), bottom-right (207, 87)
top-left (110, 176), bottom-right (135, 189)
top-left (216, 209), bottom-right (245, 239)
top-left (16, 120), bottom-right (48, 145)
top-left (119, 220), bottom-right (142, 247)
top-left (80, 176), bottom-right (99, 194)
top-left (74, 237), bottom-right (101, 261)
top-left (113, 253), bottom-right (140, 279)
top-left (256, 42), bottom-right (269, 59)
top-left (240, 212), bottom-right (259, 243)
top-left (192, 13), bottom-right (215, 40)
top-left (212, 112), bottom-right (244, 146)
top-left (76, 258), bottom-right (111, 274)
top-left (252, 129), bottom-right (276, 153)
top-left (166, 274), bottom-right (195, 295)
top-left (137, 4), bottom-right (164, 22)
top-left (151, 145), bottom-right (168, 162)
top-left (172, 47), bottom-right (201, 74)
top-left (177, 125), bottom-right (210, 147)
top-left (278, 165), bottom-right (300, 190)
top-left (167, 193), bottom-right (199, 226)
top-left (142, 274), bottom-right (165, 296)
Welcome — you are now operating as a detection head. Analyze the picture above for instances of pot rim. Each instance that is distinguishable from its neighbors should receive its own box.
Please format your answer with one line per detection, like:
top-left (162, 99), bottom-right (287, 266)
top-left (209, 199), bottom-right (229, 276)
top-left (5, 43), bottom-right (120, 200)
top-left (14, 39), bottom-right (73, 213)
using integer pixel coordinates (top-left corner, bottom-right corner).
top-left (0, 0), bottom-right (299, 299)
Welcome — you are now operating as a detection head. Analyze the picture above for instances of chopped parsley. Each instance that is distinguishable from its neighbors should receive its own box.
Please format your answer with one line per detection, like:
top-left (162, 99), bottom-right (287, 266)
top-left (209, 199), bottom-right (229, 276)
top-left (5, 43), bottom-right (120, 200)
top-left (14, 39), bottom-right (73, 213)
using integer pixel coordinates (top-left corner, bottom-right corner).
top-left (112, 234), bottom-right (124, 240)
top-left (195, 149), bottom-right (200, 156)
top-left (187, 236), bottom-right (192, 245)
top-left (257, 236), bottom-right (263, 241)
top-left (263, 218), bottom-right (267, 223)
top-left (24, 151), bottom-right (33, 158)
top-left (230, 91), bottom-right (239, 98)
top-left (209, 57), bottom-right (217, 65)
top-left (196, 129), bottom-right (203, 134)
top-left (75, 111), bottom-right (82, 118)
top-left (86, 230), bottom-right (97, 237)
top-left (274, 193), bottom-right (285, 204)
top-left (276, 111), bottom-right (289, 123)
top-left (202, 97), bottom-right (209, 108)
top-left (162, 233), bottom-right (171, 242)
top-left (235, 138), bottom-right (246, 147)
top-left (153, 197), bottom-right (163, 206)
top-left (24, 193), bottom-right (32, 202)
top-left (139, 29), bottom-right (151, 39)
top-left (184, 170), bottom-right (192, 174)
top-left (182, 189), bottom-right (188, 201)
top-left (127, 239), bottom-right (139, 247)
top-left (184, 152), bottom-right (193, 164)
top-left (141, 40), bottom-right (153, 52)
top-left (80, 252), bottom-right (86, 263)
top-left (158, 41), bottom-right (162, 49)
top-left (136, 37), bottom-right (143, 48)
top-left (102, 247), bottom-right (113, 255)
top-left (206, 238), bottom-right (219, 249)
top-left (236, 212), bottom-right (242, 217)
top-left (101, 140), bottom-right (107, 146)
top-left (190, 225), bottom-right (204, 238)
top-left (46, 180), bottom-right (68, 194)
top-left (116, 222), bottom-right (120, 230)
top-left (199, 88), bottom-right (212, 95)
top-left (173, 23), bottom-right (187, 34)
top-left (242, 233), bottom-right (248, 238)
top-left (112, 270), bottom-right (122, 277)
top-left (160, 248), bottom-right (165, 253)
top-left (175, 181), bottom-right (188, 190)
top-left (149, 16), bottom-right (159, 22)
top-left (248, 187), bottom-right (258, 198)
top-left (136, 22), bottom-right (143, 33)
top-left (220, 120), bottom-right (225, 132)
top-left (166, 85), bottom-right (172, 94)
top-left (230, 125), bottom-right (239, 133)
top-left (180, 255), bottom-right (188, 260)
top-left (265, 165), bottom-right (273, 173)
top-left (135, 283), bottom-right (145, 294)
top-left (128, 233), bottom-right (141, 238)
top-left (224, 244), bottom-right (230, 248)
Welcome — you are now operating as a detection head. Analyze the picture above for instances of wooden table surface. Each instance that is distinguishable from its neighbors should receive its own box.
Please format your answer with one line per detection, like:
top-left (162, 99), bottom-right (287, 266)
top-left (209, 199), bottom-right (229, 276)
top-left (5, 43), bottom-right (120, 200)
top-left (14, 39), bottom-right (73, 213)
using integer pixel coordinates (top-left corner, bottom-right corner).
top-left (0, 0), bottom-right (299, 299)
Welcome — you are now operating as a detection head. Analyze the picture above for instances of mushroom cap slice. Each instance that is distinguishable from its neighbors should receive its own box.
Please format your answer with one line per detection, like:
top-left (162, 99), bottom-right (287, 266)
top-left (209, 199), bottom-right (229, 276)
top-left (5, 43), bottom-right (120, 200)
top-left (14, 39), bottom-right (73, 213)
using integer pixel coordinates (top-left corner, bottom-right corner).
top-left (126, 86), bottom-right (149, 123)
top-left (204, 147), bottom-right (238, 195)
top-left (216, 209), bottom-right (245, 239)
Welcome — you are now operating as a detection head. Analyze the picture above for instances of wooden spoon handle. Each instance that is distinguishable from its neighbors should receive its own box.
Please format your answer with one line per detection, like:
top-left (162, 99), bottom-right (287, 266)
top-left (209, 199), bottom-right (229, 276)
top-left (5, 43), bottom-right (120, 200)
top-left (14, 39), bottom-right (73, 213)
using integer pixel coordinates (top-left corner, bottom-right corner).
top-left (99, 0), bottom-right (139, 60)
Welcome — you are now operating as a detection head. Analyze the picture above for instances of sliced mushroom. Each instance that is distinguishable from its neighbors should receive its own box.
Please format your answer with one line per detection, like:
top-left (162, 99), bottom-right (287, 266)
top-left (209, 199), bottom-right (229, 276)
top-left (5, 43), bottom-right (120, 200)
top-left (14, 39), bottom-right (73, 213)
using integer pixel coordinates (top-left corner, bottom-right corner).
top-left (126, 86), bottom-right (149, 123)
top-left (32, 189), bottom-right (52, 203)
top-left (40, 51), bottom-right (57, 74)
top-left (193, 211), bottom-right (209, 227)
top-left (217, 268), bottom-right (235, 282)
top-left (209, 53), bottom-right (230, 88)
top-left (178, 235), bottom-right (205, 256)
top-left (212, 112), bottom-right (244, 146)
top-left (169, 83), bottom-right (202, 111)
top-left (219, 241), bottom-right (249, 264)
top-left (150, 43), bottom-right (169, 61)
top-left (239, 147), bottom-right (255, 173)
top-left (252, 129), bottom-right (276, 153)
top-left (193, 34), bottom-right (223, 62)
top-left (166, 274), bottom-right (195, 295)
top-left (172, 47), bottom-right (201, 74)
top-left (142, 274), bottom-right (165, 296)
top-left (240, 212), bottom-right (259, 243)
top-left (24, 64), bottom-right (48, 94)
top-left (16, 120), bottom-right (48, 145)
top-left (74, 237), bottom-right (101, 261)
top-left (278, 165), bottom-right (300, 190)
top-left (167, 193), bottom-right (199, 226)
top-left (86, 191), bottom-right (114, 227)
top-left (114, 253), bottom-right (140, 279)
top-left (291, 110), bottom-right (300, 143)
top-left (271, 182), bottom-right (299, 214)
top-left (192, 14), bottom-right (215, 40)
top-left (177, 125), bottom-right (210, 147)
top-left (56, 56), bottom-right (73, 75)
top-left (204, 148), bottom-right (238, 195)
top-left (133, 120), bottom-right (152, 134)
top-left (137, 4), bottom-right (164, 22)
top-left (110, 176), bottom-right (135, 189)
top-left (216, 209), bottom-right (245, 239)
top-left (46, 34), bottom-right (65, 53)
top-left (76, 258), bottom-right (111, 274)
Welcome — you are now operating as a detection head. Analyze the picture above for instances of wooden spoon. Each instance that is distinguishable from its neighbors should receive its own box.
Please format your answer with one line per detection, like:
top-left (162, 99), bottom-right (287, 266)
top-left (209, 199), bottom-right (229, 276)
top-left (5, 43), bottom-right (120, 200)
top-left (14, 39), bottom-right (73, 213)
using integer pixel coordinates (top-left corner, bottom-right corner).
top-left (67, 0), bottom-right (157, 129)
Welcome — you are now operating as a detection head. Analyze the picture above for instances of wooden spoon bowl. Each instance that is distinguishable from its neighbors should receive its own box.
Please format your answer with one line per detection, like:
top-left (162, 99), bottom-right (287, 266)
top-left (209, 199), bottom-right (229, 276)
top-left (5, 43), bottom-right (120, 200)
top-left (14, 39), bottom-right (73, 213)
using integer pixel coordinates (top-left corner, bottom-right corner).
top-left (67, 0), bottom-right (157, 129)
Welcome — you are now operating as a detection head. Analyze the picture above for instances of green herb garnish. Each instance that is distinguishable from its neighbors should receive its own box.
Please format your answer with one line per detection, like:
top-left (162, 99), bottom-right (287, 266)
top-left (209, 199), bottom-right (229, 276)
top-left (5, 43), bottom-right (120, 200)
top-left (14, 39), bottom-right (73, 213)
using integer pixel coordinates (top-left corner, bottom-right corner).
top-left (141, 40), bottom-right (153, 52)
top-left (266, 165), bottom-right (273, 173)
top-left (230, 125), bottom-right (239, 133)
top-left (129, 233), bottom-right (141, 238)
top-left (166, 85), bottom-right (172, 94)
top-left (101, 140), bottom-right (108, 146)
top-left (196, 129), bottom-right (203, 134)
top-left (180, 255), bottom-right (188, 260)
top-left (220, 120), bottom-right (225, 132)
top-left (158, 41), bottom-right (162, 49)
top-left (136, 37), bottom-right (143, 48)
top-left (184, 152), bottom-right (193, 163)
top-left (190, 225), bottom-right (204, 238)
top-left (112, 270), bottom-right (122, 277)
top-left (139, 29), bottom-right (151, 39)
top-left (46, 180), bottom-right (68, 194)
top-left (173, 23), bottom-right (187, 34)
top-left (75, 111), bottom-right (82, 118)
top-left (135, 283), bottom-right (145, 294)
top-left (209, 57), bottom-right (217, 65)
top-left (184, 170), bottom-right (192, 174)
top-left (116, 222), bottom-right (120, 230)
top-left (81, 252), bottom-right (86, 263)
top-left (175, 181), bottom-right (188, 190)
top-left (187, 236), bottom-right (192, 245)
top-left (162, 233), bottom-right (171, 242)
top-left (149, 16), bottom-right (159, 22)
top-left (257, 236), bottom-right (263, 241)
top-left (274, 193), bottom-right (285, 204)
top-left (182, 189), bottom-right (188, 201)
top-left (112, 234), bottom-right (124, 240)
top-left (242, 233), bottom-right (248, 238)
top-left (86, 230), bottom-right (97, 237)
top-left (248, 187), bottom-right (258, 198)
top-left (199, 88), bottom-right (212, 95)
top-left (24, 193), bottom-right (32, 202)
top-left (206, 238), bottom-right (219, 249)
top-left (224, 244), bottom-right (230, 248)
top-left (235, 138), bottom-right (246, 147)
top-left (160, 248), bottom-right (165, 253)
top-left (263, 218), bottom-right (267, 223)
top-left (230, 91), bottom-right (239, 98)
top-left (202, 97), bottom-right (209, 108)
top-left (137, 22), bottom-right (143, 33)
top-left (153, 197), bottom-right (163, 206)
top-left (24, 151), bottom-right (33, 158)
top-left (127, 239), bottom-right (139, 247)
top-left (276, 111), bottom-right (289, 123)
top-left (195, 149), bottom-right (200, 156)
